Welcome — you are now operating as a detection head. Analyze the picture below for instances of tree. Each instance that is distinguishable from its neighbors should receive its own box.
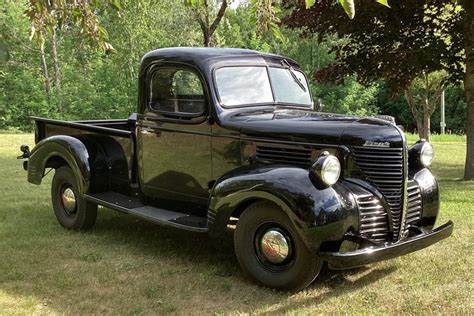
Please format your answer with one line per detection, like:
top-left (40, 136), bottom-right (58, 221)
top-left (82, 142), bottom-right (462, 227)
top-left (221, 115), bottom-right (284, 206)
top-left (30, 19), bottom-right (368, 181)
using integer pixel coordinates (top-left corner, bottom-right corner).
top-left (463, 0), bottom-right (474, 179)
top-left (186, 0), bottom-right (288, 47)
top-left (405, 72), bottom-right (447, 141)
top-left (185, 0), bottom-right (228, 47)
top-left (304, 0), bottom-right (390, 19)
top-left (25, 0), bottom-right (120, 52)
top-left (284, 0), bottom-right (474, 180)
top-left (24, 0), bottom-right (120, 102)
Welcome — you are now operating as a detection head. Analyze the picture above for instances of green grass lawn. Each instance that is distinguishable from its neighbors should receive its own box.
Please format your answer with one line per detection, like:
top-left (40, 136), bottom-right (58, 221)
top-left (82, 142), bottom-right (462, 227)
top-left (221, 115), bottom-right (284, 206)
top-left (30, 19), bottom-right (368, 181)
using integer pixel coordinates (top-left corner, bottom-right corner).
top-left (0, 134), bottom-right (472, 314)
top-left (405, 132), bottom-right (466, 144)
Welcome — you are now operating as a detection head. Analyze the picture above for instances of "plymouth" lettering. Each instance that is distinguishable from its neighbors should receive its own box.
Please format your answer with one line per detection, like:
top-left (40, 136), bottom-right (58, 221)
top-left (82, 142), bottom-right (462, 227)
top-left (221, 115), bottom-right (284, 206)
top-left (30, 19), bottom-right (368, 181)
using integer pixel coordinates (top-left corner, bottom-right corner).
top-left (363, 140), bottom-right (390, 148)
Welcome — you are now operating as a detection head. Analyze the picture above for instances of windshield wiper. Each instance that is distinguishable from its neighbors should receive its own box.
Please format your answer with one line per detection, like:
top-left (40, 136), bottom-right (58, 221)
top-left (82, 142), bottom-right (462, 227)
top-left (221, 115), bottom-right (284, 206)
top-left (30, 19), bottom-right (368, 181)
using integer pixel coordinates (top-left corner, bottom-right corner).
top-left (281, 59), bottom-right (307, 93)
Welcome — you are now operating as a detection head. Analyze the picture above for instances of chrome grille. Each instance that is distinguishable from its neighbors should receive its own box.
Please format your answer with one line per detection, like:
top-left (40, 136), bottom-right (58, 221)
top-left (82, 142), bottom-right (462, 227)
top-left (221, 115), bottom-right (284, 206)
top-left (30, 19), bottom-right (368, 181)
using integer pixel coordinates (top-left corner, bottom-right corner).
top-left (357, 194), bottom-right (389, 243)
top-left (255, 145), bottom-right (312, 167)
top-left (404, 180), bottom-right (422, 232)
top-left (352, 146), bottom-right (404, 240)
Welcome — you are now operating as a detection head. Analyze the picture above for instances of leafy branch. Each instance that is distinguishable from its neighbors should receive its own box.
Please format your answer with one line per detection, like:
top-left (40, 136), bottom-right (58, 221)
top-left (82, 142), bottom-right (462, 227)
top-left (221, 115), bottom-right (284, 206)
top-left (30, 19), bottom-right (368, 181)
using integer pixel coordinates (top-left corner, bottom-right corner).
top-left (305, 0), bottom-right (390, 19)
top-left (25, 0), bottom-right (122, 52)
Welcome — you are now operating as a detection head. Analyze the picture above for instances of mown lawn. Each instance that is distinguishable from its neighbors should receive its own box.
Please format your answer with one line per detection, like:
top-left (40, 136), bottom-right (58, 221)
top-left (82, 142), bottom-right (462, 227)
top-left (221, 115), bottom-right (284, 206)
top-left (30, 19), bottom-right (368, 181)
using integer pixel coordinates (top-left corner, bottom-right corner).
top-left (0, 134), bottom-right (472, 314)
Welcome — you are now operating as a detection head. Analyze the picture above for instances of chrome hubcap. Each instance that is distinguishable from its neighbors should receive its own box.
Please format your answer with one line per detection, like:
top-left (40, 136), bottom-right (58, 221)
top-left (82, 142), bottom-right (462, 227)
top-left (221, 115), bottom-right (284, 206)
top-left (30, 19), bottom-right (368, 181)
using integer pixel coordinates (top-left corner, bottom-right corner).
top-left (260, 230), bottom-right (290, 264)
top-left (61, 187), bottom-right (76, 213)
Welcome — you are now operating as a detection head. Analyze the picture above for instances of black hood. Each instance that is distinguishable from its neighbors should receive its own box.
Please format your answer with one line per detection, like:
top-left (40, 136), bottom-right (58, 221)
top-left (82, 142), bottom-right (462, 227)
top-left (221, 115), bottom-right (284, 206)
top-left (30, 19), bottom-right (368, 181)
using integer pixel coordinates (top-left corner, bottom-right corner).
top-left (220, 108), bottom-right (404, 148)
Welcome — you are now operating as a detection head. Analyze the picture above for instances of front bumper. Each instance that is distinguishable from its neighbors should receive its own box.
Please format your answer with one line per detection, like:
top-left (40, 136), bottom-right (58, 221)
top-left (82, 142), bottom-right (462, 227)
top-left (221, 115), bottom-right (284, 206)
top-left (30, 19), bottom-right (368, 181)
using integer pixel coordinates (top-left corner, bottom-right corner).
top-left (320, 221), bottom-right (453, 270)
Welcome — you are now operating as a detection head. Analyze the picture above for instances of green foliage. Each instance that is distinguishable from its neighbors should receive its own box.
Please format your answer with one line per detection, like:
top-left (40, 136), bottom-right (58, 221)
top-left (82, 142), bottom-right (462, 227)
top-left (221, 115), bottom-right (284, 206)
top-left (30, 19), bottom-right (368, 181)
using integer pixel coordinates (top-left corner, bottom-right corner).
top-left (305, 0), bottom-right (391, 18)
top-left (25, 0), bottom-right (121, 51)
top-left (431, 85), bottom-right (467, 134)
top-left (305, 0), bottom-right (315, 9)
top-left (1, 0), bottom-right (201, 130)
top-left (249, 0), bottom-right (284, 42)
top-left (0, 1), bottom-right (54, 131)
top-left (338, 0), bottom-right (356, 19)
top-left (376, 83), bottom-right (416, 130)
top-left (284, 1), bottom-right (464, 94)
top-left (314, 77), bottom-right (380, 116)
top-left (0, 0), bottom-right (466, 133)
top-left (0, 68), bottom-right (54, 130)
top-left (377, 82), bottom-right (466, 134)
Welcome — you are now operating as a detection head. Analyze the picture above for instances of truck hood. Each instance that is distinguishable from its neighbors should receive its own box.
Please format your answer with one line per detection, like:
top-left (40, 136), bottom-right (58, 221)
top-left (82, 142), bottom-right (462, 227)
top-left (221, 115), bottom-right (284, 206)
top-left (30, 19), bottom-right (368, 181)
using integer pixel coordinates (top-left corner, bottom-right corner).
top-left (221, 108), bottom-right (404, 148)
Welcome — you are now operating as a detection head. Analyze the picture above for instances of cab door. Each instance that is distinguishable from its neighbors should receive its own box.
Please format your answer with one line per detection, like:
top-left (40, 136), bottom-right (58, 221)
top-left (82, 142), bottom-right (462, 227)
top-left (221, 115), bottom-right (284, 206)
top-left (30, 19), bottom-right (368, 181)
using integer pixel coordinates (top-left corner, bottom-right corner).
top-left (137, 64), bottom-right (212, 214)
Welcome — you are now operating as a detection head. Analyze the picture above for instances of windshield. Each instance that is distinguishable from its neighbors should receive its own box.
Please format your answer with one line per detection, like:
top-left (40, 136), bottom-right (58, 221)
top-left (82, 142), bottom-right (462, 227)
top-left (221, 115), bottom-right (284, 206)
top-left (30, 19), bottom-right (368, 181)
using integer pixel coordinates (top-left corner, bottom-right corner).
top-left (215, 66), bottom-right (312, 107)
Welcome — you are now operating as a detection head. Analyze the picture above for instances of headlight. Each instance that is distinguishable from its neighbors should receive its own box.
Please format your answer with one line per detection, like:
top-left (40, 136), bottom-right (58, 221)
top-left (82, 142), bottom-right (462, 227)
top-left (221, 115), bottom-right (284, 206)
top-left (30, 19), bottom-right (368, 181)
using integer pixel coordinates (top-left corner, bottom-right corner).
top-left (310, 152), bottom-right (341, 187)
top-left (420, 142), bottom-right (434, 167)
top-left (409, 140), bottom-right (434, 169)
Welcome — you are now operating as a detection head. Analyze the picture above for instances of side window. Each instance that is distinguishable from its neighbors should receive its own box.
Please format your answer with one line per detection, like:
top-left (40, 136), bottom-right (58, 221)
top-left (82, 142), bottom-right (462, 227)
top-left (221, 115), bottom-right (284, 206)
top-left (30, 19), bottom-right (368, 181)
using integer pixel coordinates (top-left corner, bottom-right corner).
top-left (149, 68), bottom-right (205, 115)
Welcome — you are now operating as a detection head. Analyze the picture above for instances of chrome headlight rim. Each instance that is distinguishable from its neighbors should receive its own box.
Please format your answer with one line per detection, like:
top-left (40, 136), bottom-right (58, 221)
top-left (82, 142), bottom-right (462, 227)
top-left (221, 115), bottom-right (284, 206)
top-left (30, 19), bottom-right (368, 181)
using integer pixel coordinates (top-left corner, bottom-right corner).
top-left (310, 152), bottom-right (341, 187)
top-left (420, 141), bottom-right (434, 167)
top-left (408, 139), bottom-right (434, 170)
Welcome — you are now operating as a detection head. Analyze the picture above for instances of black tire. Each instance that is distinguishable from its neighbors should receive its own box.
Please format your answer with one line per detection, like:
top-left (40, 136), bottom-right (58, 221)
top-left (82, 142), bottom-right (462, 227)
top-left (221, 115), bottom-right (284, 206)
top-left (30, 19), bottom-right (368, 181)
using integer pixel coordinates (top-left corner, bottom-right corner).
top-left (51, 166), bottom-right (97, 230)
top-left (234, 202), bottom-right (322, 292)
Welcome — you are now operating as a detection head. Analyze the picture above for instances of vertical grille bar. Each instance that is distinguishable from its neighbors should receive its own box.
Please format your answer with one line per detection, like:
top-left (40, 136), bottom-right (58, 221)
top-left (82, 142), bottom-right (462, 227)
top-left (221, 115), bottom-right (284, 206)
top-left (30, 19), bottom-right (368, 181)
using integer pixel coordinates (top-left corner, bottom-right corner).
top-left (356, 194), bottom-right (389, 243)
top-left (352, 146), bottom-right (405, 240)
top-left (403, 180), bottom-right (423, 234)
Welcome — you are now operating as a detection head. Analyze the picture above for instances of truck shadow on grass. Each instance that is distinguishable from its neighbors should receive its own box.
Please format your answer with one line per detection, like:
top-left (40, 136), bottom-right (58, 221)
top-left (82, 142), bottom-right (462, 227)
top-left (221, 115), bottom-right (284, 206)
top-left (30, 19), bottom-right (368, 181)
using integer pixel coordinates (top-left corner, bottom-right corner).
top-left (88, 209), bottom-right (398, 311)
top-left (274, 265), bottom-right (398, 313)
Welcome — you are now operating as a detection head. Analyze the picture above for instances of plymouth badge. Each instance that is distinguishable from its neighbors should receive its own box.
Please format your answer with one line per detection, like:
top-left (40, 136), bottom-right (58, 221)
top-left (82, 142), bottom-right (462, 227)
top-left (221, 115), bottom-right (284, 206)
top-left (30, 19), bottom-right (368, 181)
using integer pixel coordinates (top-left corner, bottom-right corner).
top-left (363, 140), bottom-right (390, 148)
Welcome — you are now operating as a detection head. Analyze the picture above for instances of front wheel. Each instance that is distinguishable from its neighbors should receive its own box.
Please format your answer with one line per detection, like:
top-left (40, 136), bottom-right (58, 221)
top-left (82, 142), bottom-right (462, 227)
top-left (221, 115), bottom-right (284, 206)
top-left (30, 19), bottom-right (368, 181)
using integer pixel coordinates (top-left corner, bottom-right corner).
top-left (51, 166), bottom-right (97, 230)
top-left (234, 202), bottom-right (322, 292)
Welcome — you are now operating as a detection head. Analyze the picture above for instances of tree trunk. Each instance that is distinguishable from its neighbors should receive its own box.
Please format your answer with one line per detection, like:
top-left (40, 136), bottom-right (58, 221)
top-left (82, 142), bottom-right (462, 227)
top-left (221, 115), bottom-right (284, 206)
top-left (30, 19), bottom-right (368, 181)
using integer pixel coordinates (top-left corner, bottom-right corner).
top-left (196, 0), bottom-right (227, 47)
top-left (422, 110), bottom-right (431, 142)
top-left (416, 117), bottom-right (424, 140)
top-left (203, 28), bottom-right (211, 47)
top-left (422, 95), bottom-right (433, 142)
top-left (39, 44), bottom-right (51, 98)
top-left (405, 90), bottom-right (425, 139)
top-left (51, 28), bottom-right (63, 115)
top-left (463, 0), bottom-right (474, 180)
top-left (51, 28), bottom-right (61, 89)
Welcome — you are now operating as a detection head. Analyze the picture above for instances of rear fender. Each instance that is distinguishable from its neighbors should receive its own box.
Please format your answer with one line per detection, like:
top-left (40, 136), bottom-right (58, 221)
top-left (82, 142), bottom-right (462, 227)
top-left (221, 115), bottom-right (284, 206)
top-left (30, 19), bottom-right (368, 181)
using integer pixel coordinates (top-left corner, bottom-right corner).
top-left (208, 165), bottom-right (358, 252)
top-left (27, 135), bottom-right (91, 194)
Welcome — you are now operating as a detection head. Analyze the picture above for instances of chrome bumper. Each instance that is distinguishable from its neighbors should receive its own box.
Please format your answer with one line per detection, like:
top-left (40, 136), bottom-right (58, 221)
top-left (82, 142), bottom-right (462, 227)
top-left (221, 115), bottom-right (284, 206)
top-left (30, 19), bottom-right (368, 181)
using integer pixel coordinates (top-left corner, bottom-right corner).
top-left (320, 221), bottom-right (454, 270)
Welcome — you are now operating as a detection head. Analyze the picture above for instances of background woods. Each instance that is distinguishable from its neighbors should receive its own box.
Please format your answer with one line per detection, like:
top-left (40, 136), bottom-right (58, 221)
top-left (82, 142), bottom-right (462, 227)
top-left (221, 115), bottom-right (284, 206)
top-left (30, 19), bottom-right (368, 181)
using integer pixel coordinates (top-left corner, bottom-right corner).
top-left (0, 0), bottom-right (469, 175)
top-left (283, 0), bottom-right (472, 178)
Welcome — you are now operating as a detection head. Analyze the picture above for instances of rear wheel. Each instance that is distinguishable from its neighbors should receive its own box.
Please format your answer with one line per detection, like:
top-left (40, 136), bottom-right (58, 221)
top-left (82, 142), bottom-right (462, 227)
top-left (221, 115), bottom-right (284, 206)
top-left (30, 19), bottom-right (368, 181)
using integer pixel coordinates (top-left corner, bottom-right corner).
top-left (51, 166), bottom-right (97, 230)
top-left (234, 202), bottom-right (322, 292)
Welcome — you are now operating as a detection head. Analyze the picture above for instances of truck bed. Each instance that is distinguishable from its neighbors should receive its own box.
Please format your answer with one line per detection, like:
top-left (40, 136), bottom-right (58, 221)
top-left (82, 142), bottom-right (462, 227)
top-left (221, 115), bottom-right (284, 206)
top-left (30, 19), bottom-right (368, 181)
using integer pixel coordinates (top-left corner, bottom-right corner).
top-left (32, 116), bottom-right (136, 142)
top-left (32, 115), bottom-right (137, 193)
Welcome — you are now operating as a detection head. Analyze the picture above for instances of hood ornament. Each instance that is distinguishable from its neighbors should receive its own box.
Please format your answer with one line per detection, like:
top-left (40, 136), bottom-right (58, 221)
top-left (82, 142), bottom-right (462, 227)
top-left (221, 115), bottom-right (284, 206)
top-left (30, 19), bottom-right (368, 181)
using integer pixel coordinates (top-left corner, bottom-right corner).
top-left (363, 140), bottom-right (390, 148)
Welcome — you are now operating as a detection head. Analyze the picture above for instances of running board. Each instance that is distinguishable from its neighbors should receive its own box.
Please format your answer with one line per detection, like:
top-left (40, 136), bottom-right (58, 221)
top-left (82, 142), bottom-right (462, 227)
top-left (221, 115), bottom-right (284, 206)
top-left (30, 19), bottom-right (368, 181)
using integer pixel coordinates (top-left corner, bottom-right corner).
top-left (84, 192), bottom-right (208, 233)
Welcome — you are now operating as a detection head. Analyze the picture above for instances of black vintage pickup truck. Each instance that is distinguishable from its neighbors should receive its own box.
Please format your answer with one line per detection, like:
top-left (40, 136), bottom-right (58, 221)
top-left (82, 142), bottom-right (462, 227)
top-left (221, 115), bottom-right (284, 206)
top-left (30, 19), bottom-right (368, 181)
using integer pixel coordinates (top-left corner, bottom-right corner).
top-left (19, 47), bottom-right (453, 291)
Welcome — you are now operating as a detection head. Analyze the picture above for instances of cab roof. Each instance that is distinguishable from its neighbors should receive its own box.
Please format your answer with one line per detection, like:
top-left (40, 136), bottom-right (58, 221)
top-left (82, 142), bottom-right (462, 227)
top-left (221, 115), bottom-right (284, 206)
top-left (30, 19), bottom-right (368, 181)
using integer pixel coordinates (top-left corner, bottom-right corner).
top-left (140, 47), bottom-right (299, 70)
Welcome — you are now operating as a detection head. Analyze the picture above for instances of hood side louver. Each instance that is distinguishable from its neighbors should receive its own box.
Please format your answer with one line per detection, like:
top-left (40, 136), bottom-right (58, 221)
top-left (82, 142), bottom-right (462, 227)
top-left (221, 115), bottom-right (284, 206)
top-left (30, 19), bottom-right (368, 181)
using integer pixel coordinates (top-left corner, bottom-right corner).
top-left (255, 145), bottom-right (312, 167)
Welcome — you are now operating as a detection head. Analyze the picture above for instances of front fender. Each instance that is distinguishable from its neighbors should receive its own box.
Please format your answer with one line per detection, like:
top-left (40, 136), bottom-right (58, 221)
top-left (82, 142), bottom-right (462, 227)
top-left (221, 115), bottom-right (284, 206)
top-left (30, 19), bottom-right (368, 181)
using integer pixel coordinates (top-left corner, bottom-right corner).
top-left (27, 135), bottom-right (91, 194)
top-left (413, 168), bottom-right (439, 229)
top-left (208, 164), bottom-right (358, 252)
